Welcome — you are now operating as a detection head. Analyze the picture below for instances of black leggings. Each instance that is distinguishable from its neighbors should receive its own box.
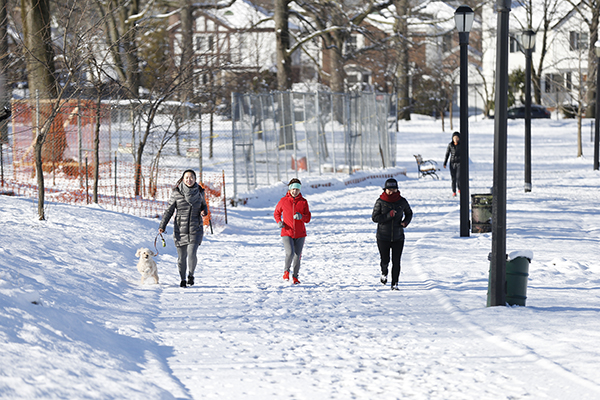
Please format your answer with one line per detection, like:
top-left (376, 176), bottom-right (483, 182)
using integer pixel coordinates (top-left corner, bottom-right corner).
top-left (450, 162), bottom-right (460, 193)
top-left (377, 238), bottom-right (405, 285)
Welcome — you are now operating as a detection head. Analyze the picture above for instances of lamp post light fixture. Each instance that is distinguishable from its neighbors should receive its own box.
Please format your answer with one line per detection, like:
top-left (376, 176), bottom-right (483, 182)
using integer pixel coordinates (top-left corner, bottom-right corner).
top-left (454, 4), bottom-right (474, 238)
top-left (522, 29), bottom-right (536, 192)
top-left (594, 40), bottom-right (600, 171)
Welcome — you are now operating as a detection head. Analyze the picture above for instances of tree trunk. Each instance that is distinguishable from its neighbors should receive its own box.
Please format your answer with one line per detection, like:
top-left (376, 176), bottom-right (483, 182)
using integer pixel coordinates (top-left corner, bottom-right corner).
top-left (34, 137), bottom-right (45, 219)
top-left (394, 0), bottom-right (411, 120)
top-left (0, 0), bottom-right (9, 144)
top-left (21, 0), bottom-right (57, 99)
top-left (329, 36), bottom-right (346, 123)
top-left (275, 0), bottom-right (292, 90)
top-left (93, 96), bottom-right (101, 203)
top-left (585, 8), bottom-right (599, 118)
top-left (116, 0), bottom-right (140, 97)
top-left (329, 37), bottom-right (345, 93)
top-left (532, 66), bottom-right (541, 106)
top-left (180, 0), bottom-right (194, 102)
top-left (21, 0), bottom-right (59, 220)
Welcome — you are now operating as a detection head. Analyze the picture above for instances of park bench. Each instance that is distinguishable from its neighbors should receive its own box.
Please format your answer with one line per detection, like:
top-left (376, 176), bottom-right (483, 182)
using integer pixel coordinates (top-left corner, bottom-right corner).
top-left (414, 154), bottom-right (439, 179)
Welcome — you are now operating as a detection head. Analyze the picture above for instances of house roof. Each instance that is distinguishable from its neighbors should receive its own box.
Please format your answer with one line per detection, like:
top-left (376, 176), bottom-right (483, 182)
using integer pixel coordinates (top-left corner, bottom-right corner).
top-left (366, 0), bottom-right (479, 35)
top-left (201, 0), bottom-right (275, 30)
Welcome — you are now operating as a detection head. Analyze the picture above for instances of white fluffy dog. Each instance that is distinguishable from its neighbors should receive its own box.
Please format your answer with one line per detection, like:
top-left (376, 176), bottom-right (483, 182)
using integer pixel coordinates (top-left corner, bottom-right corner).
top-left (135, 248), bottom-right (159, 284)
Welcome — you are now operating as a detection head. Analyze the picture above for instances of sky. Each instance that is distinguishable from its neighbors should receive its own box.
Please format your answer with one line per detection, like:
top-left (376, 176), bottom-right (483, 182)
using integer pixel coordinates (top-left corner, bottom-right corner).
top-left (1, 115), bottom-right (600, 399)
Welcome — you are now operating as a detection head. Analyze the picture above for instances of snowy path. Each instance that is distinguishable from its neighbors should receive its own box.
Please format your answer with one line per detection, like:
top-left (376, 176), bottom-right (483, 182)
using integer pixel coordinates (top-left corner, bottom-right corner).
top-left (4, 119), bottom-right (600, 399)
top-left (153, 179), bottom-right (600, 400)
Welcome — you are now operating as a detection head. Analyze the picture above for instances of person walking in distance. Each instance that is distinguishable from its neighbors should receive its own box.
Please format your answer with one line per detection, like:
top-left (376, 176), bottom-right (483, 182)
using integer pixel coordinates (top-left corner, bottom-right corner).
top-left (274, 178), bottom-right (311, 284)
top-left (443, 132), bottom-right (461, 197)
top-left (159, 169), bottom-right (208, 288)
top-left (372, 178), bottom-right (413, 290)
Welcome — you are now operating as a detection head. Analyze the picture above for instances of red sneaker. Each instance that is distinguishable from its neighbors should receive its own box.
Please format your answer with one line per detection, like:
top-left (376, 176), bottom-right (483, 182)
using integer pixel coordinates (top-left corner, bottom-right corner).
top-left (283, 271), bottom-right (290, 281)
top-left (452, 192), bottom-right (457, 197)
top-left (293, 277), bottom-right (300, 285)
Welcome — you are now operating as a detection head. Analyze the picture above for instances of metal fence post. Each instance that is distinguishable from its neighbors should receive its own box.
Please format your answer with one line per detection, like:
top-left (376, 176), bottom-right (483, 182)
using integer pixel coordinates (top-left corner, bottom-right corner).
top-left (249, 95), bottom-right (258, 188)
top-left (114, 151), bottom-right (117, 205)
top-left (344, 93), bottom-right (350, 171)
top-left (270, 93), bottom-right (281, 182)
top-left (358, 96), bottom-right (364, 170)
top-left (303, 94), bottom-right (311, 174)
top-left (331, 93), bottom-right (337, 174)
top-left (258, 95), bottom-right (271, 185)
top-left (290, 93), bottom-right (298, 178)
top-left (198, 104), bottom-right (203, 182)
top-left (315, 92), bottom-right (322, 175)
top-left (231, 92), bottom-right (238, 199)
top-left (77, 99), bottom-right (83, 188)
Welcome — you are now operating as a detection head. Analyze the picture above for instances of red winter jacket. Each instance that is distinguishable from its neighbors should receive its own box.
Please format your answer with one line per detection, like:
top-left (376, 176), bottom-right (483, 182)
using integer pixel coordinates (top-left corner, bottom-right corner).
top-left (274, 192), bottom-right (311, 238)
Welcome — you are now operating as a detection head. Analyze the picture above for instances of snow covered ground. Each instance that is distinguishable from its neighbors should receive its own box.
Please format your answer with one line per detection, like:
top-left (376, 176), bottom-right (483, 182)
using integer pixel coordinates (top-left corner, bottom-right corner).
top-left (1, 117), bottom-right (600, 399)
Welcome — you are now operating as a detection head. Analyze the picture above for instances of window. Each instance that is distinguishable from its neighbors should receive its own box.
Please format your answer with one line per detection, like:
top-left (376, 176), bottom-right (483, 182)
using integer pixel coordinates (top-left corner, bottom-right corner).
top-left (345, 36), bottom-right (357, 54)
top-left (442, 33), bottom-right (452, 53)
top-left (545, 74), bottom-right (553, 93)
top-left (509, 36), bottom-right (520, 53)
top-left (569, 31), bottom-right (588, 51)
top-left (196, 35), bottom-right (214, 52)
top-left (545, 74), bottom-right (564, 93)
top-left (565, 72), bottom-right (572, 91)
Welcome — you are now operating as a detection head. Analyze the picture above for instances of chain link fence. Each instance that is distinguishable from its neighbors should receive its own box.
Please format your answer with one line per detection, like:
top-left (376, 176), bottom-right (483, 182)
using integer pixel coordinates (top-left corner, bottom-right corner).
top-left (0, 91), bottom-right (398, 224)
top-left (231, 91), bottom-right (397, 197)
top-left (1, 96), bottom-right (231, 229)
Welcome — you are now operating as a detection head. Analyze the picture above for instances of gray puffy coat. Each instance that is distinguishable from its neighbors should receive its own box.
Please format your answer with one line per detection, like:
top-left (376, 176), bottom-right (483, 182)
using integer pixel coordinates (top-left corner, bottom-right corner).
top-left (159, 185), bottom-right (208, 247)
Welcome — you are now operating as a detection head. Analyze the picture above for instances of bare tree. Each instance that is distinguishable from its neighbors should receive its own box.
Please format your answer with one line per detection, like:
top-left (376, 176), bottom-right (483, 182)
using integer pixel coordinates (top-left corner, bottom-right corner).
top-left (393, 0), bottom-right (411, 120)
top-left (20, 0), bottom-right (87, 219)
top-left (513, 0), bottom-right (563, 105)
top-left (295, 0), bottom-right (393, 93)
top-left (92, 0), bottom-right (142, 97)
top-left (0, 0), bottom-right (10, 150)
top-left (275, 0), bottom-right (293, 90)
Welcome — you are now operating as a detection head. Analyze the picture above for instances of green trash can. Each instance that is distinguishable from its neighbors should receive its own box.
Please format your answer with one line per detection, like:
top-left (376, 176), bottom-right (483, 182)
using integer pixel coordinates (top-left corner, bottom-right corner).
top-left (487, 253), bottom-right (532, 307)
top-left (472, 194), bottom-right (493, 233)
top-left (505, 256), bottom-right (530, 306)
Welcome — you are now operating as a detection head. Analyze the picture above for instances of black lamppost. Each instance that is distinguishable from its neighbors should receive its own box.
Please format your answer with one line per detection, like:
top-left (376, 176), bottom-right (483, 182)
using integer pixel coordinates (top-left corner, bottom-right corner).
top-left (595, 40), bottom-right (600, 171)
top-left (454, 4), bottom-right (474, 238)
top-left (489, 0), bottom-right (512, 307)
top-left (522, 30), bottom-right (536, 192)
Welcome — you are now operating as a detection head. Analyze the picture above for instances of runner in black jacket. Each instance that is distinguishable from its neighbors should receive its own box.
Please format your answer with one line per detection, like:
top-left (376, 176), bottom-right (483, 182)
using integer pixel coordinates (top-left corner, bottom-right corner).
top-left (443, 132), bottom-right (461, 196)
top-left (372, 178), bottom-right (413, 290)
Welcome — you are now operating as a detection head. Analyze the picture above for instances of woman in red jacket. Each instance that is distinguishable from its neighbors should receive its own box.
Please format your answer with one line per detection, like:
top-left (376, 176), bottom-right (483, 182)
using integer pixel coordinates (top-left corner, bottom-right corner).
top-left (274, 178), bottom-right (311, 284)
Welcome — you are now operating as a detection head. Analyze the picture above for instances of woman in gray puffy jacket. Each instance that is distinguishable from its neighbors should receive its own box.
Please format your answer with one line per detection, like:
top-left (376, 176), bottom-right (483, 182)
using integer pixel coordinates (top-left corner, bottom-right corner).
top-left (159, 170), bottom-right (208, 288)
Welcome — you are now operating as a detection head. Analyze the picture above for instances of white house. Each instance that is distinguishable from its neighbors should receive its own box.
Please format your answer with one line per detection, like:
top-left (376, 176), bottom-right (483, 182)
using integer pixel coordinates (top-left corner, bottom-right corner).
top-left (170, 0), bottom-right (311, 93)
top-left (481, 0), bottom-right (591, 114)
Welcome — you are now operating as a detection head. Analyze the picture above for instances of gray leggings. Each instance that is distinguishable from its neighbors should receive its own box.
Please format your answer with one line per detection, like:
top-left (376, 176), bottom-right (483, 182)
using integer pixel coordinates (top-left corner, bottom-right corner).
top-left (176, 241), bottom-right (201, 281)
top-left (282, 236), bottom-right (305, 278)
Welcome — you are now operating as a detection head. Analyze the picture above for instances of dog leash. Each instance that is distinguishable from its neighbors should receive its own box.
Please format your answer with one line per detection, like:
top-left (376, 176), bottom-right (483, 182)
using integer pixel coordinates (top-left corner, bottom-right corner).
top-left (154, 232), bottom-right (166, 255)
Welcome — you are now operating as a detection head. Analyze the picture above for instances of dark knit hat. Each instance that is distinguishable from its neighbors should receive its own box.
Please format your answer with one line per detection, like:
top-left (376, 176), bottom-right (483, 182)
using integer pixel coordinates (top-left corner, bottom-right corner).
top-left (452, 131), bottom-right (460, 138)
top-left (384, 178), bottom-right (398, 190)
